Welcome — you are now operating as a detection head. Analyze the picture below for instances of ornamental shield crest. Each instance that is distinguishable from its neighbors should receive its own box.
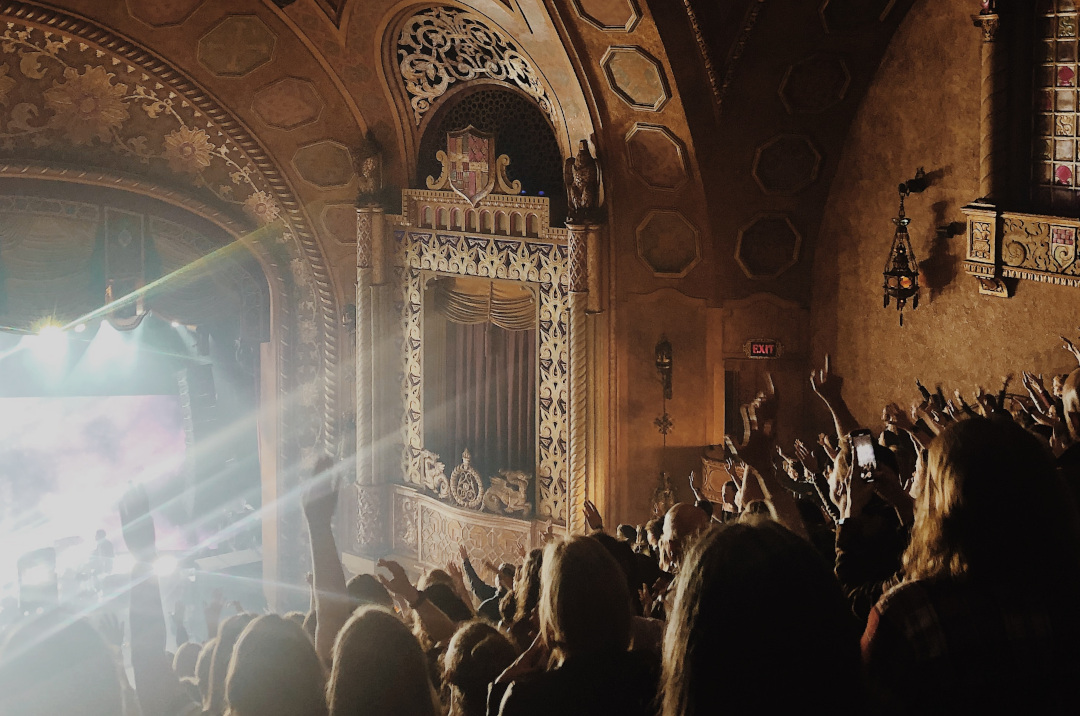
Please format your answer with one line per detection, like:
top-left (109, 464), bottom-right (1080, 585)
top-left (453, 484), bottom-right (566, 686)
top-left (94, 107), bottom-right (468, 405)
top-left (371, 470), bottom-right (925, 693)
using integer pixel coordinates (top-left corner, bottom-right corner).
top-left (1052, 225), bottom-right (1076, 270)
top-left (446, 126), bottom-right (495, 205)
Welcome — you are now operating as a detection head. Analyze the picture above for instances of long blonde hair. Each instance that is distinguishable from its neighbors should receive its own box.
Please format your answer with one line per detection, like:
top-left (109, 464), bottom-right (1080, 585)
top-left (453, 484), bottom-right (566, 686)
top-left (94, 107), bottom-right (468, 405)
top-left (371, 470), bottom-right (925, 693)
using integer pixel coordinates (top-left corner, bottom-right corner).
top-left (903, 417), bottom-right (1080, 586)
top-left (539, 536), bottom-right (631, 659)
top-left (327, 606), bottom-right (440, 716)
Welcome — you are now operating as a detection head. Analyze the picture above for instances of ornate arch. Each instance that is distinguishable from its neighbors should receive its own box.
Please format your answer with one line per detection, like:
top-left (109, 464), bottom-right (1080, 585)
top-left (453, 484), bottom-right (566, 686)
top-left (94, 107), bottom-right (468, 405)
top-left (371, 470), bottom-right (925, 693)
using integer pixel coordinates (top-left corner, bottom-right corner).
top-left (380, 2), bottom-right (573, 180)
top-left (0, 1), bottom-right (343, 589)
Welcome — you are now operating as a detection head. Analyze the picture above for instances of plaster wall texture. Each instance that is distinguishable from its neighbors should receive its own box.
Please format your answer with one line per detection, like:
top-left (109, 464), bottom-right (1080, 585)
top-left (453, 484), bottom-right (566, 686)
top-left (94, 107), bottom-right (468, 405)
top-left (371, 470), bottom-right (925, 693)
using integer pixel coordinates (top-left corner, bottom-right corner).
top-left (812, 0), bottom-right (1080, 428)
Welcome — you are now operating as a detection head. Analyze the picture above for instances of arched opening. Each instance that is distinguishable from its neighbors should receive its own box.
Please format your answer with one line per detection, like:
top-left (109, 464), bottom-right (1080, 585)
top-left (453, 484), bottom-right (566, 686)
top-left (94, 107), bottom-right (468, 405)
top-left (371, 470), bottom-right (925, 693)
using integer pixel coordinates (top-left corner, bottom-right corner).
top-left (416, 86), bottom-right (567, 225)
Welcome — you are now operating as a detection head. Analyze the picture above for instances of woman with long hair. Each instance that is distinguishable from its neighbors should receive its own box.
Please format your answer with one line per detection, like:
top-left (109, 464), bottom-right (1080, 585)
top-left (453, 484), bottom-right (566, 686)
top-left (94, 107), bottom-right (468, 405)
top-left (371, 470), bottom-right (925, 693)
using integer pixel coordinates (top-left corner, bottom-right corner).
top-left (205, 613), bottom-right (255, 715)
top-left (661, 521), bottom-right (861, 716)
top-left (326, 606), bottom-right (441, 716)
top-left (505, 548), bottom-right (542, 649)
top-left (441, 621), bottom-right (517, 716)
top-left (863, 416), bottom-right (1080, 713)
top-left (225, 614), bottom-right (327, 716)
top-left (493, 536), bottom-right (657, 716)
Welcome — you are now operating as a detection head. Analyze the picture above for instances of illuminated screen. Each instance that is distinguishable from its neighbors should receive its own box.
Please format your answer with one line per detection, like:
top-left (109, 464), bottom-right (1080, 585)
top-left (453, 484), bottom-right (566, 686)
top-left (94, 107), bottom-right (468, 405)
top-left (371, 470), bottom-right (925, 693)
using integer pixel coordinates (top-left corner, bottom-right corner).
top-left (0, 395), bottom-right (188, 593)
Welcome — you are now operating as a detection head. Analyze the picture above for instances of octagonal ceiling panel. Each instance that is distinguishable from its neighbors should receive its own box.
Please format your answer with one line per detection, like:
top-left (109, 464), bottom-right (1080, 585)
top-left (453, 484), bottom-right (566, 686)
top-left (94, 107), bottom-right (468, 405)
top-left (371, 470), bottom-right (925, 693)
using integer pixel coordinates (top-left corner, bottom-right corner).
top-left (321, 202), bottom-right (358, 245)
top-left (253, 77), bottom-right (325, 131)
top-left (779, 54), bottom-right (851, 114)
top-left (573, 0), bottom-right (641, 32)
top-left (735, 214), bottom-right (802, 280)
top-left (626, 123), bottom-right (688, 191)
top-left (198, 15), bottom-right (277, 78)
top-left (292, 140), bottom-right (355, 188)
top-left (752, 134), bottom-right (821, 195)
top-left (601, 46), bottom-right (670, 112)
top-left (637, 210), bottom-right (700, 278)
top-left (127, 0), bottom-right (205, 27)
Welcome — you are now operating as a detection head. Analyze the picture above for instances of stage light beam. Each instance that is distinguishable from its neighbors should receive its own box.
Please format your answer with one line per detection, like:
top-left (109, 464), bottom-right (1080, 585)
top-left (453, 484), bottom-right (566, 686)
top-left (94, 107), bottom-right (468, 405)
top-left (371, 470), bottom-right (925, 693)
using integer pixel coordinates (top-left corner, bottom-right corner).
top-left (153, 555), bottom-right (178, 577)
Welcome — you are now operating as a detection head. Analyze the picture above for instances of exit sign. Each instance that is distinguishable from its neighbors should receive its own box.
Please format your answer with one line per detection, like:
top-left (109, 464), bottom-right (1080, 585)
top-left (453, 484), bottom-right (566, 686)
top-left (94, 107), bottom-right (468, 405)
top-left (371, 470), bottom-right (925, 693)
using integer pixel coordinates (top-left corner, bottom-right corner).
top-left (743, 339), bottom-right (782, 359)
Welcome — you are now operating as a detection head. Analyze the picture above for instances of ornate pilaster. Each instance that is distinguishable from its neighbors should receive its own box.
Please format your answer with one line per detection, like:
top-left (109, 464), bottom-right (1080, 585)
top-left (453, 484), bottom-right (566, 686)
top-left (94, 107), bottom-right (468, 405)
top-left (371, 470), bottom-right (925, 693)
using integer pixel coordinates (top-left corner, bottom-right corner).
top-left (354, 483), bottom-right (390, 555)
top-left (356, 207), bottom-right (376, 490)
top-left (566, 222), bottom-right (596, 533)
top-left (972, 8), bottom-right (1006, 203)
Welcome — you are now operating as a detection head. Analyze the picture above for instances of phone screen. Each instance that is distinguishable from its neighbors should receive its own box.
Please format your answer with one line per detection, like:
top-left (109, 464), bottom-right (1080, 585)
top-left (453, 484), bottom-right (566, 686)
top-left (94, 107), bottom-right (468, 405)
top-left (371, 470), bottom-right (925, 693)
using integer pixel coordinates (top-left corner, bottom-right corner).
top-left (850, 431), bottom-right (878, 475)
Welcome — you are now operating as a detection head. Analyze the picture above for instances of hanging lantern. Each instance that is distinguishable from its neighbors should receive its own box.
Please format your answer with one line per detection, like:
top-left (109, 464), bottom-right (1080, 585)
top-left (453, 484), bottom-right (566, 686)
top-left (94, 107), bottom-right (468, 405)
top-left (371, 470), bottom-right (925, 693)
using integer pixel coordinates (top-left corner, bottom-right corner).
top-left (883, 189), bottom-right (920, 326)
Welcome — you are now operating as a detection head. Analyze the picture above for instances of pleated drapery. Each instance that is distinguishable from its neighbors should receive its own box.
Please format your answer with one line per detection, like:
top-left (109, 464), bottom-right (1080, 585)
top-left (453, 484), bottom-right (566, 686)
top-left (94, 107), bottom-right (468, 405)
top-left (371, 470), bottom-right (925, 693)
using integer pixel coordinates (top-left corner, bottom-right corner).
top-left (424, 277), bottom-right (536, 478)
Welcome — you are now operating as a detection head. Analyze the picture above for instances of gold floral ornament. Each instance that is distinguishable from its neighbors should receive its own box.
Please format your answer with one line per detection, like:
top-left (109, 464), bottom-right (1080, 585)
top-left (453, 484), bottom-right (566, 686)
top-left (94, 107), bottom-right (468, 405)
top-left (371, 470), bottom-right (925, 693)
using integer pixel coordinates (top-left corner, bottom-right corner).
top-left (163, 126), bottom-right (214, 174)
top-left (244, 190), bottom-right (280, 225)
top-left (43, 65), bottom-right (129, 146)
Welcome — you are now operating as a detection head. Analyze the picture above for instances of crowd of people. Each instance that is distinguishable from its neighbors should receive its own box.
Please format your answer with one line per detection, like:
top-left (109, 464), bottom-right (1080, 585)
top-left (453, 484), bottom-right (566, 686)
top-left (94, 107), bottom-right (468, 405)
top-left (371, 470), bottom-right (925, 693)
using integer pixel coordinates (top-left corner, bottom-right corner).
top-left (5, 335), bottom-right (1080, 715)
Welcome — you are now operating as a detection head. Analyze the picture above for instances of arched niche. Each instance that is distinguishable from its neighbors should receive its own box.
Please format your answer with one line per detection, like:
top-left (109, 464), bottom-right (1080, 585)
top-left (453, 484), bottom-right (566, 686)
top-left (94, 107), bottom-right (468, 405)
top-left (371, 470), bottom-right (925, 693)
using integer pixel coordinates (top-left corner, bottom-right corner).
top-left (416, 84), bottom-right (568, 225)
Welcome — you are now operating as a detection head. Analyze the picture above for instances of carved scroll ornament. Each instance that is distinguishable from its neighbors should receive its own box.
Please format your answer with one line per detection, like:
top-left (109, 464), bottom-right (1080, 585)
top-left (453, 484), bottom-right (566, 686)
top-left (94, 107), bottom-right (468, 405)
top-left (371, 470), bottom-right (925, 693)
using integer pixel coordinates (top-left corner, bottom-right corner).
top-left (962, 204), bottom-right (1080, 290)
top-left (397, 6), bottom-right (554, 127)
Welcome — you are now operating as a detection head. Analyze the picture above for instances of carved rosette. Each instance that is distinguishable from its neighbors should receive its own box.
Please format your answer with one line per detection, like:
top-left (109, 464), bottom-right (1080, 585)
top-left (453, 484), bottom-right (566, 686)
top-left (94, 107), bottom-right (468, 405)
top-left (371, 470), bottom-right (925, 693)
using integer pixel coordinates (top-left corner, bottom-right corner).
top-left (396, 230), bottom-right (569, 524)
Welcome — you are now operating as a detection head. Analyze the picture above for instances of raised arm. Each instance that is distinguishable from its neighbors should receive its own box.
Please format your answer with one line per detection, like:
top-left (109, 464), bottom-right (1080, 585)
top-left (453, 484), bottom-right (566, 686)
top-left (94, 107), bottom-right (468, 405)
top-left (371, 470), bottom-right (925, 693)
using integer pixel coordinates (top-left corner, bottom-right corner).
top-left (810, 354), bottom-right (860, 440)
top-left (730, 375), bottom-right (808, 541)
top-left (376, 559), bottom-right (456, 644)
top-left (303, 456), bottom-right (350, 666)
top-left (120, 485), bottom-right (196, 716)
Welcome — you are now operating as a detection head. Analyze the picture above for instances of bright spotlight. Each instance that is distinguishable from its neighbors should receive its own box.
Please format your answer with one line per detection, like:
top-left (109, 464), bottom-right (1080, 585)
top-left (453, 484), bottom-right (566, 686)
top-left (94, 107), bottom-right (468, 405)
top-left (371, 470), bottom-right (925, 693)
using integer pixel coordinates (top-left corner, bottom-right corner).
top-left (73, 324), bottom-right (86, 334)
top-left (112, 553), bottom-right (136, 575)
top-left (153, 555), bottom-right (178, 577)
top-left (170, 321), bottom-right (181, 328)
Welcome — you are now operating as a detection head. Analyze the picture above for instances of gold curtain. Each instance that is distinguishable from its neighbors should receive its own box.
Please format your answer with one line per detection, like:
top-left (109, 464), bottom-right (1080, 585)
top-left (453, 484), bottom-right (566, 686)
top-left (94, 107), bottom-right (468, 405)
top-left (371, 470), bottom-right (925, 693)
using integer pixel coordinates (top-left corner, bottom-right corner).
top-left (430, 276), bottom-right (535, 331)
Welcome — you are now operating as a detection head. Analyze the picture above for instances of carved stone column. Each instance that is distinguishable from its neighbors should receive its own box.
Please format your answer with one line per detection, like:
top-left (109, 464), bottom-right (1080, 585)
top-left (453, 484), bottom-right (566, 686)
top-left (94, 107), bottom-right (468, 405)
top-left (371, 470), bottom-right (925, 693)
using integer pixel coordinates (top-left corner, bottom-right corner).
top-left (355, 205), bottom-right (388, 555)
top-left (972, 8), bottom-right (1005, 203)
top-left (566, 222), bottom-right (594, 533)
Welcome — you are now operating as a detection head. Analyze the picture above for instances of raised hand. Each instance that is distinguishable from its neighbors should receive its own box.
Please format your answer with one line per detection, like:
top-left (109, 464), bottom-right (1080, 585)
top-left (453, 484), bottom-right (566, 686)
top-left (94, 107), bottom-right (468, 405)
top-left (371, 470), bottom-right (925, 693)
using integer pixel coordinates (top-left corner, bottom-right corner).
top-left (539, 521), bottom-right (555, 544)
top-left (119, 484), bottom-right (156, 561)
top-left (302, 456), bottom-right (339, 526)
top-left (583, 499), bottom-right (604, 531)
top-left (750, 373), bottom-right (779, 436)
top-left (376, 558), bottom-right (420, 605)
top-left (883, 402), bottom-right (915, 433)
top-left (688, 471), bottom-right (705, 502)
top-left (818, 432), bottom-right (839, 461)
top-left (793, 439), bottom-right (819, 475)
top-left (1063, 333), bottom-right (1080, 366)
top-left (1023, 371), bottom-right (1054, 412)
top-left (810, 354), bottom-right (844, 404)
top-left (458, 544), bottom-right (470, 563)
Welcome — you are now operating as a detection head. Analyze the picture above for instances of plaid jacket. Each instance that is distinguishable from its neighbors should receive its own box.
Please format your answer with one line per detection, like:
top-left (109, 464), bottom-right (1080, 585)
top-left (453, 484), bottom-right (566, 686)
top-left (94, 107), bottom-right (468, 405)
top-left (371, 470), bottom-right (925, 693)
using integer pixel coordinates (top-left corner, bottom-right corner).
top-left (862, 578), bottom-right (1080, 715)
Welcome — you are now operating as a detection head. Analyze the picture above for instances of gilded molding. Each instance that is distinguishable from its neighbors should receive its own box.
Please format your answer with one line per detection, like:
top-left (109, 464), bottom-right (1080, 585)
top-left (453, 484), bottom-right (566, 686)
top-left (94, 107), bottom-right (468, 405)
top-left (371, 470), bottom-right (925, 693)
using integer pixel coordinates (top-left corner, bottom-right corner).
top-left (395, 228), bottom-right (570, 525)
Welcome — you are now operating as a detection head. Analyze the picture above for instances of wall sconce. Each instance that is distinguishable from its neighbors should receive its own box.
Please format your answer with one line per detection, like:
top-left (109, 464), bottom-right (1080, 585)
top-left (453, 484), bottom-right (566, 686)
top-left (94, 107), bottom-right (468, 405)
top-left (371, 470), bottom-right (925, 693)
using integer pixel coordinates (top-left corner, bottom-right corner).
top-left (654, 335), bottom-right (673, 436)
top-left (655, 335), bottom-right (672, 400)
top-left (883, 170), bottom-right (925, 326)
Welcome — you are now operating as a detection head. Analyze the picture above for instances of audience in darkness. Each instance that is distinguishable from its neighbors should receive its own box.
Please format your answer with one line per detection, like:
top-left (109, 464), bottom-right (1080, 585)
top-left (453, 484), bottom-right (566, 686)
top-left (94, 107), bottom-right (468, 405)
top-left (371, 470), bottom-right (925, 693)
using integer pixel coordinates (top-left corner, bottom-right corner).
top-left (6, 334), bottom-right (1080, 715)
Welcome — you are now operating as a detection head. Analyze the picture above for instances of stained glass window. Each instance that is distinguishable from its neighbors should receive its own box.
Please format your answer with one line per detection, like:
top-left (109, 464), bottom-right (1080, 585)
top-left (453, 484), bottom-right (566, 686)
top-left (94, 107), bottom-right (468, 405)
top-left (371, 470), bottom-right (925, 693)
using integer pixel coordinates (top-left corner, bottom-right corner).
top-left (1035, 1), bottom-right (1080, 211)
